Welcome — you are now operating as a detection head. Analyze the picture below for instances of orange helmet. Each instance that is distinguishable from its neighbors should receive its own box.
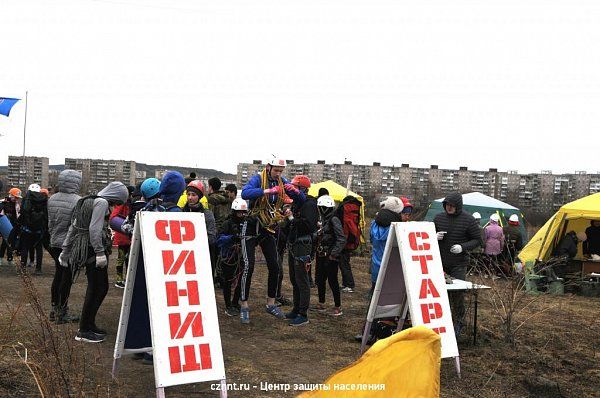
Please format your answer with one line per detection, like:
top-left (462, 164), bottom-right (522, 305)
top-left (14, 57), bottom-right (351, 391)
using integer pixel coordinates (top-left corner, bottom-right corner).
top-left (186, 180), bottom-right (205, 196)
top-left (8, 188), bottom-right (22, 199)
top-left (291, 175), bottom-right (311, 189)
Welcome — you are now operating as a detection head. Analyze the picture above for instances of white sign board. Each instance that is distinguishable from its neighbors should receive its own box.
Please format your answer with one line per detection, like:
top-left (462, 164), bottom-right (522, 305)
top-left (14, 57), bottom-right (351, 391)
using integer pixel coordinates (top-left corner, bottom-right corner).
top-left (139, 212), bottom-right (226, 388)
top-left (394, 222), bottom-right (458, 358)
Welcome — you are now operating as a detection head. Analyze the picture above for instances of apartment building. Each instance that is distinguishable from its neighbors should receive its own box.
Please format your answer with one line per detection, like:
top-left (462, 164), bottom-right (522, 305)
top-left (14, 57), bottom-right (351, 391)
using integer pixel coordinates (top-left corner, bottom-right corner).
top-left (7, 155), bottom-right (49, 189)
top-left (65, 158), bottom-right (136, 194)
top-left (237, 160), bottom-right (600, 212)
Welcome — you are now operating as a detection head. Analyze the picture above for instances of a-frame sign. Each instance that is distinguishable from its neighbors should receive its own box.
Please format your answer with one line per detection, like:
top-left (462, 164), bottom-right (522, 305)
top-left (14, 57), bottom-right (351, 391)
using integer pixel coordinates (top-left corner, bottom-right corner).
top-left (360, 221), bottom-right (460, 375)
top-left (112, 212), bottom-right (227, 397)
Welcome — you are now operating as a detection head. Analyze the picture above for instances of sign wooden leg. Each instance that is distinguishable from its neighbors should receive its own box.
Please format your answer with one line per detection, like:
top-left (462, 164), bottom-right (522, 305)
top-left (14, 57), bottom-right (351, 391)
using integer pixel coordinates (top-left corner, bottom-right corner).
top-left (220, 379), bottom-right (228, 398)
top-left (396, 299), bottom-right (409, 333)
top-left (454, 357), bottom-right (461, 379)
top-left (360, 321), bottom-right (373, 354)
top-left (111, 358), bottom-right (120, 380)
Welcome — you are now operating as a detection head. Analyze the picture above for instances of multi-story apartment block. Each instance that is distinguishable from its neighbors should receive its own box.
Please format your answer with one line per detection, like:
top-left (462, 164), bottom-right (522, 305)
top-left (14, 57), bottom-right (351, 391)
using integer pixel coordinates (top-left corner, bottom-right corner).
top-left (237, 160), bottom-right (600, 212)
top-left (7, 155), bottom-right (49, 189)
top-left (65, 158), bottom-right (136, 194)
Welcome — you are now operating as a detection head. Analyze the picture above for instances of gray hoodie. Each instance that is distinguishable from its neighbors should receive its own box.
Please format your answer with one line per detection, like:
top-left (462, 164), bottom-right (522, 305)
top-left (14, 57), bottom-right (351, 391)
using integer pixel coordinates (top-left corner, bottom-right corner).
top-left (63, 181), bottom-right (129, 256)
top-left (48, 170), bottom-right (82, 248)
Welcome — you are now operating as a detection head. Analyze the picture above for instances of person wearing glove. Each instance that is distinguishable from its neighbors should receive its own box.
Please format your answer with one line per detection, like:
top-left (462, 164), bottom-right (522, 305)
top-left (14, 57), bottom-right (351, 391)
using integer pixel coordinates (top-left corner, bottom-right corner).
top-left (240, 158), bottom-right (306, 324)
top-left (62, 181), bottom-right (129, 343)
top-left (433, 192), bottom-right (482, 337)
top-left (47, 170), bottom-right (82, 324)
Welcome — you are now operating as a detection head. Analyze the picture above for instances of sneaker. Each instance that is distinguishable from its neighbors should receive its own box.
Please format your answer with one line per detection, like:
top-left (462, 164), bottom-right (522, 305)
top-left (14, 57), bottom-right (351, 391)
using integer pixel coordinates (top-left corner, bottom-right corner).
top-left (141, 353), bottom-right (153, 365)
top-left (115, 281), bottom-right (125, 289)
top-left (56, 312), bottom-right (80, 325)
top-left (289, 315), bottom-right (309, 326)
top-left (265, 304), bottom-right (285, 319)
top-left (0, 258), bottom-right (4, 266)
top-left (275, 296), bottom-right (292, 306)
top-left (34, 269), bottom-right (42, 275)
top-left (75, 330), bottom-right (105, 343)
top-left (225, 307), bottom-right (239, 317)
top-left (341, 287), bottom-right (354, 293)
top-left (90, 325), bottom-right (107, 336)
top-left (329, 307), bottom-right (343, 317)
top-left (240, 307), bottom-right (250, 324)
top-left (49, 306), bottom-right (57, 322)
top-left (309, 303), bottom-right (326, 313)
top-left (284, 311), bottom-right (298, 320)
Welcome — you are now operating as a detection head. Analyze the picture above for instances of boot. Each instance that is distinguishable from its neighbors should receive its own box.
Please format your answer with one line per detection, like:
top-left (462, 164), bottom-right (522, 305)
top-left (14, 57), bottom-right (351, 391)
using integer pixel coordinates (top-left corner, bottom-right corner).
top-left (56, 306), bottom-right (80, 324)
top-left (49, 305), bottom-right (57, 322)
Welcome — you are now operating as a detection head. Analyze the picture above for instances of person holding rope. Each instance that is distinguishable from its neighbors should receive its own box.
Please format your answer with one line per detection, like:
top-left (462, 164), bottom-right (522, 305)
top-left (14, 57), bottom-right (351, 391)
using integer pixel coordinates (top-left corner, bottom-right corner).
top-left (283, 175), bottom-right (318, 326)
top-left (60, 181), bottom-right (129, 343)
top-left (216, 198), bottom-right (251, 319)
top-left (240, 158), bottom-right (306, 323)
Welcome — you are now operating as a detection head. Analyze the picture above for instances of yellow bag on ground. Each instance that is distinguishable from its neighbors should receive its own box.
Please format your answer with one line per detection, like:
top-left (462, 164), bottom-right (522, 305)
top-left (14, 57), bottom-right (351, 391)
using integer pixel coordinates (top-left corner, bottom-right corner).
top-left (300, 326), bottom-right (441, 398)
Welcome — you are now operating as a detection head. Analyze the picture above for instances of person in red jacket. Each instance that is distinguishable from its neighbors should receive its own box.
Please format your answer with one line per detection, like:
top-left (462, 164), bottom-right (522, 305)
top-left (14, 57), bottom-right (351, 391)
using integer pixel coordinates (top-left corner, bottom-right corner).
top-left (109, 186), bottom-right (134, 288)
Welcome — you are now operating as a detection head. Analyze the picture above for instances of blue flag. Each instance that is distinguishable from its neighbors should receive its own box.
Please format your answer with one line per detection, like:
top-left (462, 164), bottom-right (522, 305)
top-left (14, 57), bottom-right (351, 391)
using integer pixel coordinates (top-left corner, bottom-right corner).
top-left (0, 97), bottom-right (21, 117)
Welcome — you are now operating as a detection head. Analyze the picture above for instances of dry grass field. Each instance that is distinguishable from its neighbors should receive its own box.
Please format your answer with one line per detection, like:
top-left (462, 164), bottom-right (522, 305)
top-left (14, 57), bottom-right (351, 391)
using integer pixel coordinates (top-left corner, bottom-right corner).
top-left (0, 253), bottom-right (598, 397)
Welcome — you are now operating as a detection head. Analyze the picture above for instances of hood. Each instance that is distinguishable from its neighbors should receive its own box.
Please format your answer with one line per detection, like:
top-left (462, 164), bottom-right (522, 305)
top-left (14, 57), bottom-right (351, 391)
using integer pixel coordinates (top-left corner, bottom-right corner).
top-left (58, 169), bottom-right (82, 194)
top-left (442, 192), bottom-right (463, 215)
top-left (98, 181), bottom-right (129, 205)
top-left (210, 191), bottom-right (230, 205)
top-left (375, 209), bottom-right (402, 227)
top-left (159, 171), bottom-right (186, 204)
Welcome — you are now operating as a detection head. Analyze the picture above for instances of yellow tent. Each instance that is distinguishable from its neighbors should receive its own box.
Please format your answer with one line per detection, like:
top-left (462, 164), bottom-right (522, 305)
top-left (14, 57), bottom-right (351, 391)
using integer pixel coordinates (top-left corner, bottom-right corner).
top-left (519, 193), bottom-right (600, 264)
top-left (299, 326), bottom-right (440, 398)
top-left (308, 180), bottom-right (366, 236)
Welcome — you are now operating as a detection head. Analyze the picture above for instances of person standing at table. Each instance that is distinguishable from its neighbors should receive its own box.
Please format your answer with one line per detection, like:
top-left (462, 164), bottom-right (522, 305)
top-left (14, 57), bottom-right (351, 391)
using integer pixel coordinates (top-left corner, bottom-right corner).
top-left (433, 192), bottom-right (482, 336)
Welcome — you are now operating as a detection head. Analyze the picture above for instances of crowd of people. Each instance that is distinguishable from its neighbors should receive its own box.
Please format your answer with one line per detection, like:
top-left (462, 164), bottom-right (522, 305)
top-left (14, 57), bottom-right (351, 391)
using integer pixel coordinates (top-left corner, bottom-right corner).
top-left (0, 159), bottom-right (368, 347)
top-left (5, 159), bottom-right (594, 349)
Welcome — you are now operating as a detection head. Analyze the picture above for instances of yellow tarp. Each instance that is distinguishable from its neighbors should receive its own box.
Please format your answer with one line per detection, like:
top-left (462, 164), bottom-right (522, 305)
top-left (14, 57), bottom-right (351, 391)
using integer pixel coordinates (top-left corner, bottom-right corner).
top-left (299, 326), bottom-right (441, 398)
top-left (519, 193), bottom-right (600, 264)
top-left (308, 180), bottom-right (366, 239)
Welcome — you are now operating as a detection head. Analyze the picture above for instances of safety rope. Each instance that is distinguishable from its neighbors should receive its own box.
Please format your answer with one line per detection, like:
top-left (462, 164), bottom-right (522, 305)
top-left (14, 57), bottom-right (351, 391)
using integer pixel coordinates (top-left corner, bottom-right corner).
top-left (249, 168), bottom-right (285, 231)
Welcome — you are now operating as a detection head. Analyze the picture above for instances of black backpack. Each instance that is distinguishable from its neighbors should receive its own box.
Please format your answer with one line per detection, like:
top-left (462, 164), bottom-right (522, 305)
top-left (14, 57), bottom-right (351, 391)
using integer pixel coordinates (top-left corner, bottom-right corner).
top-left (19, 192), bottom-right (48, 231)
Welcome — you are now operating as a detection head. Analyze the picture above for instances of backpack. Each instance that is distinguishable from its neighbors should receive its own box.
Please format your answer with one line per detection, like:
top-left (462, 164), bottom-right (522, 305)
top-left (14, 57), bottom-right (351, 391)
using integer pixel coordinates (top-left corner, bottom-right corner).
top-left (336, 196), bottom-right (363, 251)
top-left (19, 192), bottom-right (47, 231)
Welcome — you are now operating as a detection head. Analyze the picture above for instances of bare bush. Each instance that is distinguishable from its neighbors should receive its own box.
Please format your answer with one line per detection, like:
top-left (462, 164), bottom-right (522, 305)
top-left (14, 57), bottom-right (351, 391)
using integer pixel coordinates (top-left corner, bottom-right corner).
top-left (0, 267), bottom-right (121, 397)
top-left (467, 254), bottom-right (560, 345)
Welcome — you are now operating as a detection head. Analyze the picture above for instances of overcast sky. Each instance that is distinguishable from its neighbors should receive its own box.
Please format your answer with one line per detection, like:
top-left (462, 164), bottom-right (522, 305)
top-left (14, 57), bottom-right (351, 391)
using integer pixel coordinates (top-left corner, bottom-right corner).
top-left (1, 0), bottom-right (599, 174)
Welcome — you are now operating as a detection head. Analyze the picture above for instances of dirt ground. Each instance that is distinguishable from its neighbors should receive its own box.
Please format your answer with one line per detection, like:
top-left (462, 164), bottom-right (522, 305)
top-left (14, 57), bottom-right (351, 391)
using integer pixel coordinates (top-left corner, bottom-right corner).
top-left (0, 252), bottom-right (598, 397)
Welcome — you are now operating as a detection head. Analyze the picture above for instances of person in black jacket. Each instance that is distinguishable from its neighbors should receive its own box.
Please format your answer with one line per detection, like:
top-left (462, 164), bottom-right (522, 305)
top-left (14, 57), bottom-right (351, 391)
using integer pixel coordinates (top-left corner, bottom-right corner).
top-left (17, 184), bottom-right (48, 274)
top-left (433, 192), bottom-right (482, 335)
top-left (552, 231), bottom-right (587, 278)
top-left (216, 199), bottom-right (252, 318)
top-left (313, 194), bottom-right (347, 318)
top-left (284, 176), bottom-right (318, 326)
top-left (583, 220), bottom-right (600, 257)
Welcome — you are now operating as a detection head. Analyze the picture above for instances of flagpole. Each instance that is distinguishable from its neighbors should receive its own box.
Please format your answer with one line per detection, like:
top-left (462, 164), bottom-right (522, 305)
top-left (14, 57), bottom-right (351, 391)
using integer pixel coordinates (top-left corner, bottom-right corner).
top-left (22, 91), bottom-right (28, 158)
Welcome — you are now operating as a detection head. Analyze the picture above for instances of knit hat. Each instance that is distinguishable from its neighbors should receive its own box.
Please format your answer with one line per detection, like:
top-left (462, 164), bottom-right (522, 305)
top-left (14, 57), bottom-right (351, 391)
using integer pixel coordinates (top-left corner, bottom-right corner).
top-left (159, 171), bottom-right (186, 204)
top-left (380, 196), bottom-right (404, 214)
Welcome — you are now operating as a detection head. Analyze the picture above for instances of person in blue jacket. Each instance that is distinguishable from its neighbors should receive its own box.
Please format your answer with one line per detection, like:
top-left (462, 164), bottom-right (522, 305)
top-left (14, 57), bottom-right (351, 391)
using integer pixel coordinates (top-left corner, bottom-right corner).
top-left (370, 196), bottom-right (404, 296)
top-left (240, 158), bottom-right (305, 324)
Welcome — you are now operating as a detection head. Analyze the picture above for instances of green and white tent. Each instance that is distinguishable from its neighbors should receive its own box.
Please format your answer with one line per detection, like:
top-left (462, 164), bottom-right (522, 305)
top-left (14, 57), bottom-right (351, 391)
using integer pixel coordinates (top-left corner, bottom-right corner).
top-left (424, 192), bottom-right (528, 243)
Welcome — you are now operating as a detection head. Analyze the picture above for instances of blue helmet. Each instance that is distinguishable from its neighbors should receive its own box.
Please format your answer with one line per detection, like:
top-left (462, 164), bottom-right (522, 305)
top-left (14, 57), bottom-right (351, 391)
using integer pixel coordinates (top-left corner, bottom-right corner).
top-left (141, 178), bottom-right (161, 199)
